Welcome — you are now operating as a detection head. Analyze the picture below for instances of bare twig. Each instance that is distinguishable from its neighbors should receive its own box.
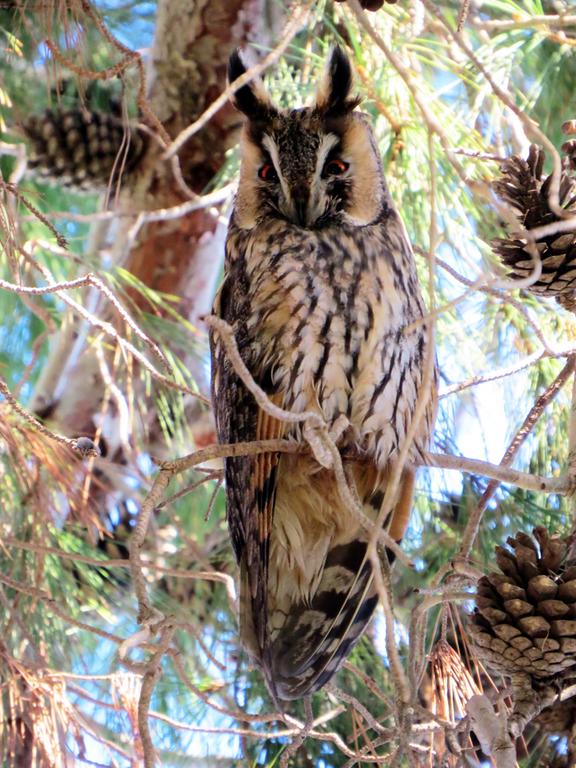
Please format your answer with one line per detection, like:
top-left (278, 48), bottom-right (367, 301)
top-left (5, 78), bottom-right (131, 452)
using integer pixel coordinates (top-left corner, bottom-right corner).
top-left (440, 351), bottom-right (546, 398)
top-left (19, 242), bottom-right (209, 402)
top-left (326, 683), bottom-right (389, 736)
top-left (457, 0), bottom-right (472, 32)
top-left (13, 248), bottom-right (170, 370)
top-left (44, 0), bottom-right (169, 146)
top-left (458, 355), bottom-right (576, 560)
top-left (2, 182), bottom-right (67, 248)
top-left (427, 451), bottom-right (572, 494)
top-left (163, 2), bottom-right (315, 159)
top-left (4, 536), bottom-right (237, 604)
top-left (0, 374), bottom-right (95, 454)
top-left (279, 698), bottom-right (314, 768)
top-left (155, 471), bottom-right (221, 511)
top-left (420, 0), bottom-right (567, 222)
top-left (0, 573), bottom-right (122, 644)
top-left (205, 316), bottom-right (411, 563)
top-left (128, 468), bottom-right (171, 624)
top-left (471, 13), bottom-right (576, 32)
top-left (347, 0), bottom-right (469, 185)
top-left (429, 252), bottom-right (556, 355)
top-left (138, 621), bottom-right (175, 768)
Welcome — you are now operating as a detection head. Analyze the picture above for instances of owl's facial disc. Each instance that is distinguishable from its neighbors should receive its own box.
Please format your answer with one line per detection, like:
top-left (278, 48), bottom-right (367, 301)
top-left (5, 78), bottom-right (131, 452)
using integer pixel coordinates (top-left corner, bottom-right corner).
top-left (260, 130), bottom-right (352, 228)
top-left (229, 45), bottom-right (387, 230)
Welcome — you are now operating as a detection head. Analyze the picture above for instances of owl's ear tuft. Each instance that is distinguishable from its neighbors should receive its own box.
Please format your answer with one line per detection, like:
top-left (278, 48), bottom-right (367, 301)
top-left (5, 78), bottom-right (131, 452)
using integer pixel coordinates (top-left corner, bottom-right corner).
top-left (315, 46), bottom-right (361, 116)
top-left (228, 50), bottom-right (275, 120)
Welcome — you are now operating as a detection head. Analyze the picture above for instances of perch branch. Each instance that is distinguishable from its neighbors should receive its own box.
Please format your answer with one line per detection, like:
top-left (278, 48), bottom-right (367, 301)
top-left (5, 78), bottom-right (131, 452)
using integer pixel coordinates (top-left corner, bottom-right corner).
top-left (425, 451), bottom-right (574, 495)
top-left (205, 315), bottom-right (411, 564)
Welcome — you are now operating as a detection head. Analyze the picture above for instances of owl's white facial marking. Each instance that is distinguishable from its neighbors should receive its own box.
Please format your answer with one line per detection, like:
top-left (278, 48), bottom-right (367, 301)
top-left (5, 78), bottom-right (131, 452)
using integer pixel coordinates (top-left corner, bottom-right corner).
top-left (314, 134), bottom-right (341, 178)
top-left (258, 129), bottom-right (354, 228)
top-left (261, 134), bottom-right (292, 215)
top-left (307, 133), bottom-right (343, 226)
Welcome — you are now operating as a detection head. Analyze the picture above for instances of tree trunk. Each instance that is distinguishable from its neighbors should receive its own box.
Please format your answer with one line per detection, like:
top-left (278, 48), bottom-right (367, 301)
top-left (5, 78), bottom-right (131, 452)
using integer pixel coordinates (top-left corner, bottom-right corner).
top-left (30, 0), bottom-right (285, 480)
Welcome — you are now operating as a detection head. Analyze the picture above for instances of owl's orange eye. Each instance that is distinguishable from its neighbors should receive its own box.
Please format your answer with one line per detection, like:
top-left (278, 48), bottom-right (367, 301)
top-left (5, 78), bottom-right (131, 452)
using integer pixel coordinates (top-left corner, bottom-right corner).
top-left (323, 158), bottom-right (349, 176)
top-left (258, 163), bottom-right (279, 182)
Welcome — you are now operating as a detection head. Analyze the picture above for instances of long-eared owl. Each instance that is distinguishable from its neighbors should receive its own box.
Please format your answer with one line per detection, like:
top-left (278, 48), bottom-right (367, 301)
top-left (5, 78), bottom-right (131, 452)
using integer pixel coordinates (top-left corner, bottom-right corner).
top-left (210, 46), bottom-right (436, 701)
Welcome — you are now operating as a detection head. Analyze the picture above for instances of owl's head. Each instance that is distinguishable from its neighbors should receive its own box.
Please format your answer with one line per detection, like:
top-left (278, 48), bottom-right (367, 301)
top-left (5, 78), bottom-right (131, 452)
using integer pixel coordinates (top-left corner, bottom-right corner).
top-left (229, 47), bottom-right (388, 230)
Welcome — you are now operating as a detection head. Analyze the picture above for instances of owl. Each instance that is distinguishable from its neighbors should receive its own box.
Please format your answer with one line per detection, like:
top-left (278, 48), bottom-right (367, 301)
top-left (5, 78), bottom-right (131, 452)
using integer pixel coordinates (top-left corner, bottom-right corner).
top-left (210, 46), bottom-right (436, 701)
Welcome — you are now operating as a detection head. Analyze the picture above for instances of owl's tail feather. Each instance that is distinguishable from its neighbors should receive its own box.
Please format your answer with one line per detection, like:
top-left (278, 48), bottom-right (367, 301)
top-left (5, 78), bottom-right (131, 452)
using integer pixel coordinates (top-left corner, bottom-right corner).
top-left (262, 467), bottom-right (417, 701)
top-left (265, 538), bottom-right (380, 700)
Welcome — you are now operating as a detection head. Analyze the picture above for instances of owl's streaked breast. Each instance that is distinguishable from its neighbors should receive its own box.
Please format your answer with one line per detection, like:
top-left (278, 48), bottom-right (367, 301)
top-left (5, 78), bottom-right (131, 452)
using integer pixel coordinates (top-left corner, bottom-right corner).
top-left (227, 212), bottom-right (430, 466)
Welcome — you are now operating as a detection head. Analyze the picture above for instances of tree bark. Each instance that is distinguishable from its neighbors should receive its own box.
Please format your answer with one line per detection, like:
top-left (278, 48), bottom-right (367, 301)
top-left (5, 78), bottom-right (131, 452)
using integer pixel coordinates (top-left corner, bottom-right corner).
top-left (30, 0), bottom-right (285, 468)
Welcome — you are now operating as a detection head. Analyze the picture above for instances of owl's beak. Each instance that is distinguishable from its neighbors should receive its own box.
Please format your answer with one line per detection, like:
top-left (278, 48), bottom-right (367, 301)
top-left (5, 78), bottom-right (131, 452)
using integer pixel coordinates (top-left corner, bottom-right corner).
top-left (291, 187), bottom-right (310, 227)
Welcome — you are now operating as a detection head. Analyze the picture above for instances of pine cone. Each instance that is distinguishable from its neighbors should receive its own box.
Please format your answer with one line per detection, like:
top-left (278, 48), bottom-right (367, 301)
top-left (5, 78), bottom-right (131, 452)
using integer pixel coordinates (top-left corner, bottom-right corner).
top-left (492, 144), bottom-right (576, 301)
top-left (470, 528), bottom-right (576, 683)
top-left (21, 108), bottom-right (147, 191)
top-left (469, 529), bottom-right (576, 739)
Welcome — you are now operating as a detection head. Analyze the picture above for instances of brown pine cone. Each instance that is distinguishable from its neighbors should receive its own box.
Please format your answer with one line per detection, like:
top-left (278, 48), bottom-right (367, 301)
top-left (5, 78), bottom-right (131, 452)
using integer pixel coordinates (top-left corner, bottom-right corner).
top-left (492, 144), bottom-right (576, 300)
top-left (468, 529), bottom-right (576, 740)
top-left (470, 528), bottom-right (576, 684)
top-left (21, 108), bottom-right (147, 191)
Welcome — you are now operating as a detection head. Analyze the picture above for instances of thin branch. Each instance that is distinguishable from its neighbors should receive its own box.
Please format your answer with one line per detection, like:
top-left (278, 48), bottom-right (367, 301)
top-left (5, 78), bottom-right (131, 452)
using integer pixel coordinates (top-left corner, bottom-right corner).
top-left (371, 554), bottom-right (411, 704)
top-left (20, 241), bottom-right (209, 403)
top-left (347, 0), bottom-right (468, 185)
top-left (155, 471), bottom-right (221, 511)
top-left (163, 3), bottom-right (314, 159)
top-left (162, 437), bottom-right (575, 503)
top-left (2, 182), bottom-right (67, 248)
top-left (471, 13), bottom-right (576, 31)
top-left (279, 698), bottom-right (314, 768)
top-left (457, 0), bottom-right (472, 32)
top-left (205, 316), bottom-right (411, 563)
top-left (147, 705), bottom-right (345, 739)
top-left (326, 683), bottom-right (390, 736)
top-left (138, 621), bottom-right (175, 768)
top-left (129, 468), bottom-right (172, 624)
top-left (0, 374), bottom-right (96, 455)
top-left (567, 369), bottom-right (576, 535)
top-left (10, 250), bottom-right (169, 370)
top-left (429, 251), bottom-right (556, 355)
top-left (1, 537), bottom-right (234, 594)
top-left (425, 452), bottom-right (572, 495)
top-left (440, 350), bottom-right (546, 398)
top-left (0, 573), bottom-right (123, 644)
top-left (457, 355), bottom-right (576, 559)
top-left (205, 315), bottom-right (325, 428)
top-left (421, 0), bottom-right (568, 222)
top-left (44, 0), bottom-right (169, 146)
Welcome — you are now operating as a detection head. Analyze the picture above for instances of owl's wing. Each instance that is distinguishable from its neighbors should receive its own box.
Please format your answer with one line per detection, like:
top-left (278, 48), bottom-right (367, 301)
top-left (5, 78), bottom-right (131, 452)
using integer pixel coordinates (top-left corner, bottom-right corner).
top-left (265, 465), bottom-right (418, 700)
top-left (268, 536), bottom-right (378, 699)
top-left (210, 272), bottom-right (284, 658)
